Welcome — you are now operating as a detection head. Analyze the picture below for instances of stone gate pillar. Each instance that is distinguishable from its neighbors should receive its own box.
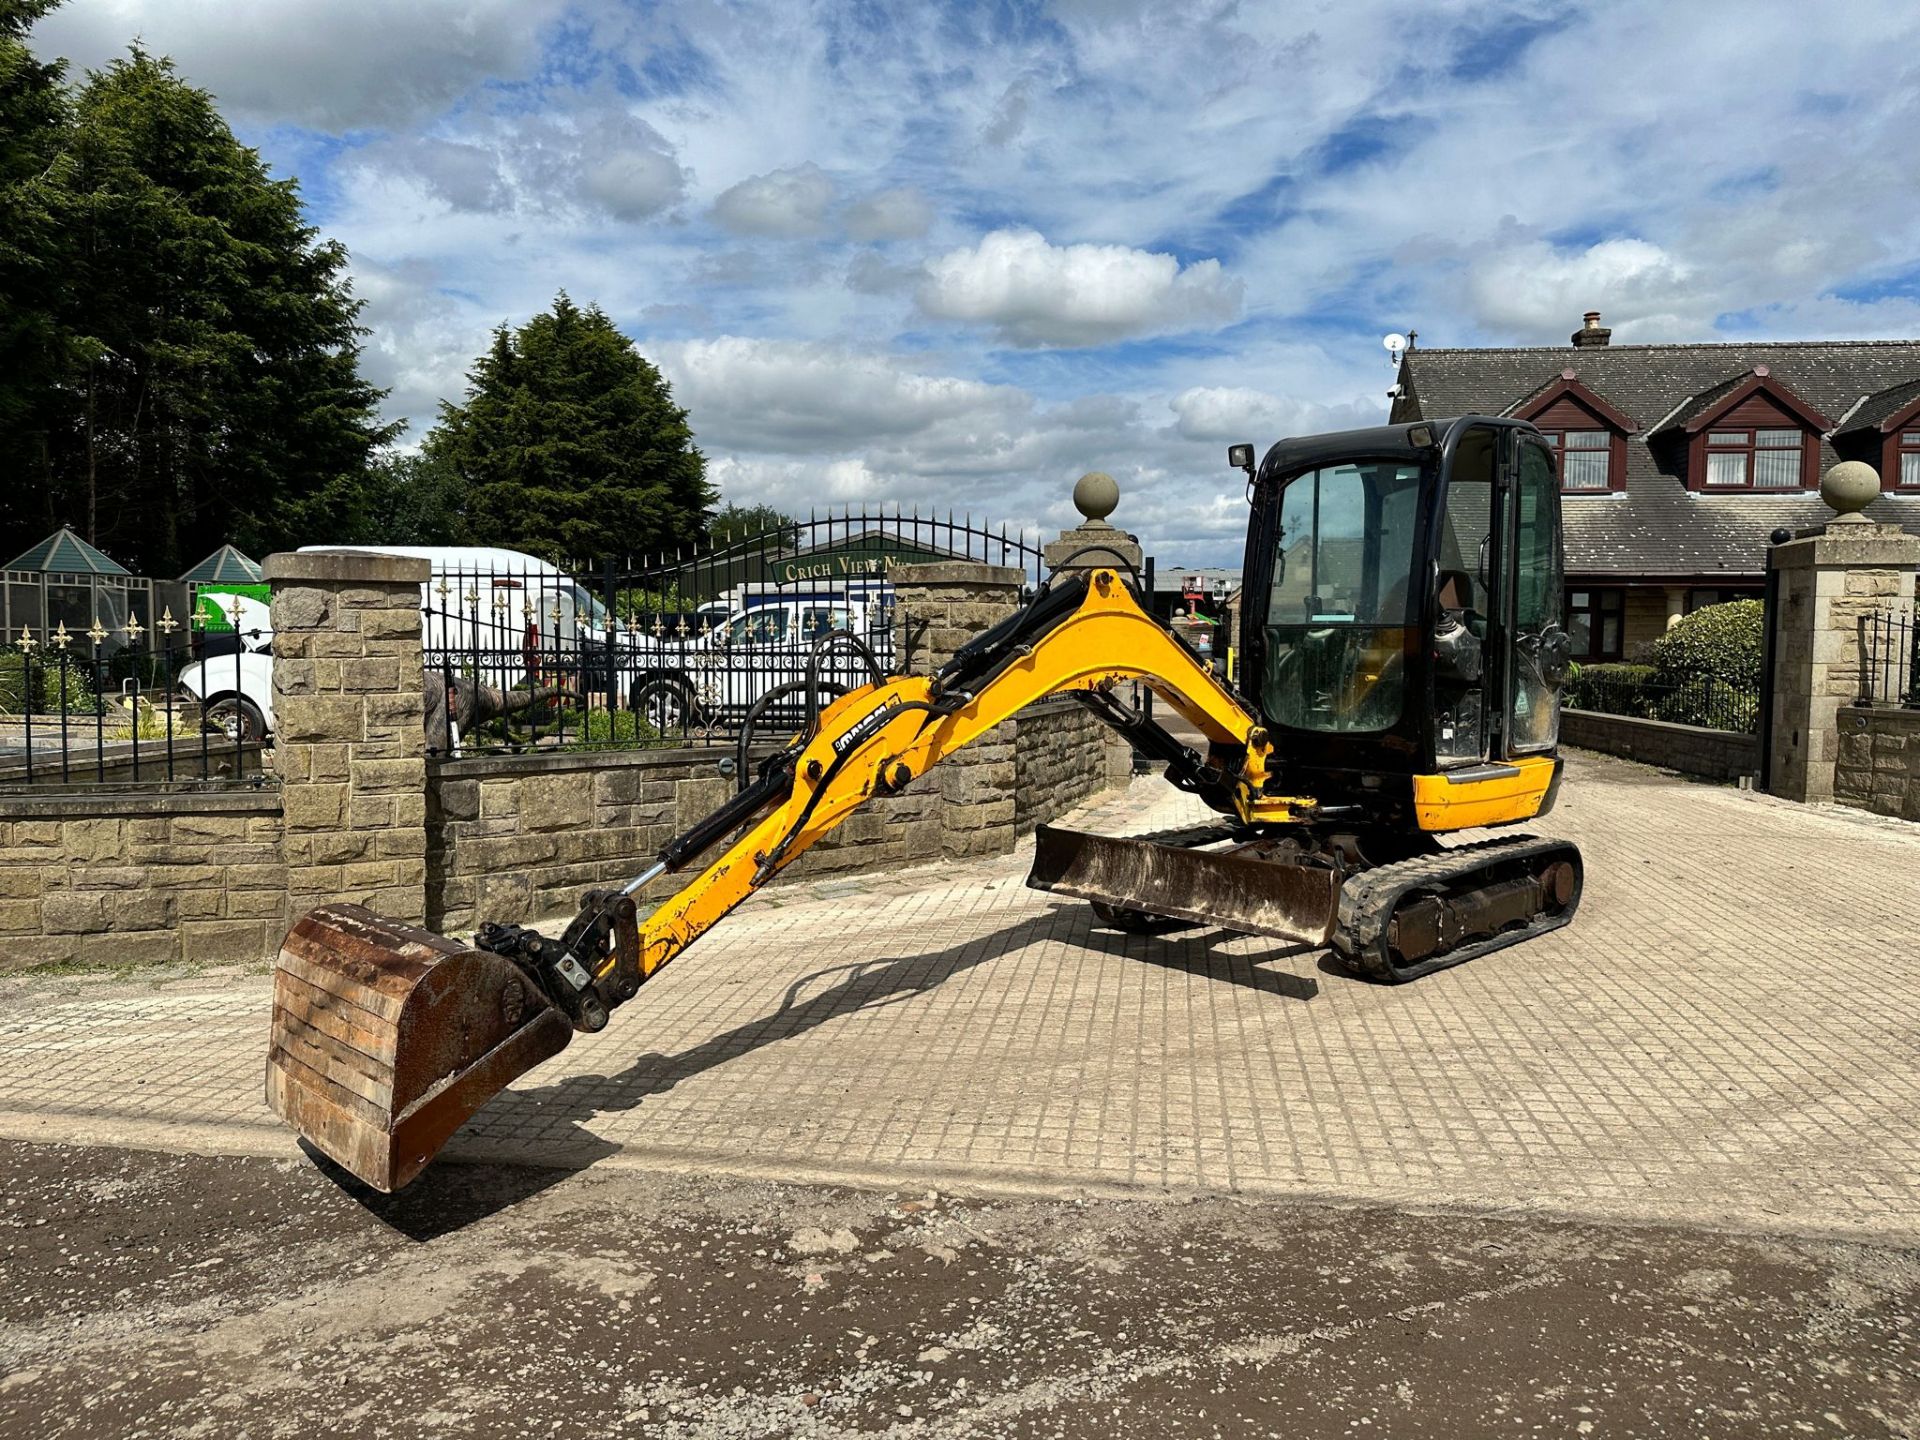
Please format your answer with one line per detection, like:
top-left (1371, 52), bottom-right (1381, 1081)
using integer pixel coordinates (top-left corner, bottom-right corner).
top-left (890, 561), bottom-right (1023, 857)
top-left (1045, 471), bottom-right (1150, 787)
top-left (1765, 464), bottom-right (1920, 802)
top-left (263, 550), bottom-right (431, 924)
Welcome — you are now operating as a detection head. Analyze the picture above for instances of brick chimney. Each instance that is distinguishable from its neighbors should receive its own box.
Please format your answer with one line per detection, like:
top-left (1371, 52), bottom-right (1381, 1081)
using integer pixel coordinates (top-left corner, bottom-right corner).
top-left (1571, 310), bottom-right (1612, 348)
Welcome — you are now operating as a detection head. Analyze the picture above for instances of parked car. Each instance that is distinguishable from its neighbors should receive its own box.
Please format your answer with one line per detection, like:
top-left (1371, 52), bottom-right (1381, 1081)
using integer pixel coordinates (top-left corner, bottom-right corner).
top-left (174, 629), bottom-right (275, 742)
top-left (615, 595), bottom-right (895, 730)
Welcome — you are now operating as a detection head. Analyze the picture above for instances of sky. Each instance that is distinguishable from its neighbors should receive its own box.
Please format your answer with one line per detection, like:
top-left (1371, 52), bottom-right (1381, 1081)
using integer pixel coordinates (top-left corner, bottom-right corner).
top-left (29, 0), bottom-right (1920, 565)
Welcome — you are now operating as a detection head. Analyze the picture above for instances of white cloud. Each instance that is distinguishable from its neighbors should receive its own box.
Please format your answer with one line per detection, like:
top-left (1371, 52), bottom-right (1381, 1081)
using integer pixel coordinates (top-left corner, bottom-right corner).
top-left (918, 229), bottom-right (1244, 347)
top-left (32, 0), bottom-right (564, 131)
top-left (1170, 387), bottom-right (1339, 444)
top-left (711, 164), bottom-right (837, 238)
top-left (48, 0), bottom-right (1920, 566)
top-left (844, 187), bottom-right (934, 242)
top-left (348, 110), bottom-right (686, 222)
top-left (1464, 237), bottom-right (1703, 344)
top-left (580, 140), bottom-right (688, 221)
top-left (657, 337), bottom-right (1029, 454)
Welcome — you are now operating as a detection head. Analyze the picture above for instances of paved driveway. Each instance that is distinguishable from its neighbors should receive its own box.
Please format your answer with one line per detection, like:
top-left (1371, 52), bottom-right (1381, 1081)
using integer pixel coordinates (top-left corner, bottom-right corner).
top-left (1, 752), bottom-right (1916, 1240)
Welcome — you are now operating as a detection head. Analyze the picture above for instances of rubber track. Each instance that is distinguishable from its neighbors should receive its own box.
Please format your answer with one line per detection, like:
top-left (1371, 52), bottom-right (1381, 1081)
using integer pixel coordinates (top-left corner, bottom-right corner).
top-left (1330, 834), bottom-right (1582, 983)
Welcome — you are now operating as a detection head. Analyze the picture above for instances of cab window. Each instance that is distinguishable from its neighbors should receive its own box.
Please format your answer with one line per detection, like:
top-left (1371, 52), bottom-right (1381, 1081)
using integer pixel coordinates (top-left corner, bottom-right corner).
top-left (1262, 460), bottom-right (1421, 733)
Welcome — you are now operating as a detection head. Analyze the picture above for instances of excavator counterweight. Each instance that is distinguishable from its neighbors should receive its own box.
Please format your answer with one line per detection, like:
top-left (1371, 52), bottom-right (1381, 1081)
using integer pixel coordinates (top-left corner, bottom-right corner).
top-left (268, 415), bottom-right (1588, 1191)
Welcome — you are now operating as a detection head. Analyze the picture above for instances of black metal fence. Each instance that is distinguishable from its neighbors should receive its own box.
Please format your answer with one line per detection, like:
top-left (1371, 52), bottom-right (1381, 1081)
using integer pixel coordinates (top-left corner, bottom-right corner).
top-left (0, 606), bottom-right (271, 787)
top-left (1564, 667), bottom-right (1761, 733)
top-left (425, 510), bottom-right (1048, 757)
top-left (1858, 610), bottom-right (1919, 708)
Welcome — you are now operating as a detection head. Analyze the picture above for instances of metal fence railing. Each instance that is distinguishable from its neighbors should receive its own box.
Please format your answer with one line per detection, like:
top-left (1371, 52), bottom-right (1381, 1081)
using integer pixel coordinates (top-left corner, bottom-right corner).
top-left (1858, 610), bottom-right (1919, 708)
top-left (1, 603), bottom-right (271, 787)
top-left (425, 510), bottom-right (1049, 758)
top-left (1564, 668), bottom-right (1761, 734)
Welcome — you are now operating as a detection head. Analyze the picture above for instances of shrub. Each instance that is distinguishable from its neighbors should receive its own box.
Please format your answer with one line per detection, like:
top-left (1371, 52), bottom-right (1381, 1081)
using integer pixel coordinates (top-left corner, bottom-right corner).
top-left (0, 652), bottom-right (102, 715)
top-left (574, 709), bottom-right (662, 747)
top-left (1647, 600), bottom-right (1763, 690)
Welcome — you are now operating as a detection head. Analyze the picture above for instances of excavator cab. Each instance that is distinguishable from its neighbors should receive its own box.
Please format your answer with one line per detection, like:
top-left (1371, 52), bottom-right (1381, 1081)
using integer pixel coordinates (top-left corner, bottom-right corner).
top-left (1239, 417), bottom-right (1573, 828)
top-left (268, 415), bottom-right (1582, 1192)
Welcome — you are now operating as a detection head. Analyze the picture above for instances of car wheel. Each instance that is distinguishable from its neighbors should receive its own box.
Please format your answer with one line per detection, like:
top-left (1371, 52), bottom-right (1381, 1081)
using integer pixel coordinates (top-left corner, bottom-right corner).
top-left (204, 695), bottom-right (268, 743)
top-left (630, 675), bottom-right (710, 733)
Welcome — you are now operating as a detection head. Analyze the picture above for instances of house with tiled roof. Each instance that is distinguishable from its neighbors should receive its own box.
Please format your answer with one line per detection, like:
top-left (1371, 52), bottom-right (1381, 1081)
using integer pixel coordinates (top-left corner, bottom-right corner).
top-left (1390, 313), bottom-right (1920, 660)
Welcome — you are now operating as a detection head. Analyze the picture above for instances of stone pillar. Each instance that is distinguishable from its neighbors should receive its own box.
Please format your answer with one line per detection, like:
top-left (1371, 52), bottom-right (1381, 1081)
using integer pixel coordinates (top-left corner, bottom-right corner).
top-left (1045, 471), bottom-right (1149, 784)
top-left (891, 561), bottom-right (1023, 857)
top-left (1663, 587), bottom-right (1687, 631)
top-left (264, 550), bottom-right (431, 923)
top-left (1765, 466), bottom-right (1920, 802)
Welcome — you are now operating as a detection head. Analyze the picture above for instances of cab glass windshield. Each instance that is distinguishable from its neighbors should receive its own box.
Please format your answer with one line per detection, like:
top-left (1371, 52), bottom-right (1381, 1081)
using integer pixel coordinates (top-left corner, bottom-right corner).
top-left (1262, 460), bottom-right (1421, 733)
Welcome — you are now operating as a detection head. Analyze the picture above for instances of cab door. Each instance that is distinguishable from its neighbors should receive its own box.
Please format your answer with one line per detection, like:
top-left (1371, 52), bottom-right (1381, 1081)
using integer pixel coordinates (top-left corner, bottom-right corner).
top-left (1499, 431), bottom-right (1571, 756)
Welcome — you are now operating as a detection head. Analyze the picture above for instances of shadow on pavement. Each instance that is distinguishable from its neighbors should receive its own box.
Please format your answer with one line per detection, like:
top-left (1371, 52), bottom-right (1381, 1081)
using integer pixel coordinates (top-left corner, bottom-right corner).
top-left (298, 1138), bottom-right (610, 1242)
top-left (343, 904), bottom-right (1321, 1235)
top-left (498, 902), bottom-right (1318, 1122)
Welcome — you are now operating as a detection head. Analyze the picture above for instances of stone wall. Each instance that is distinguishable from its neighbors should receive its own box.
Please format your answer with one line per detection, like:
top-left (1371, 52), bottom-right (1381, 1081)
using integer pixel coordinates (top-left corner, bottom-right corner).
top-left (0, 553), bottom-right (1123, 969)
top-left (1014, 699), bottom-right (1127, 833)
top-left (891, 562), bottom-right (1025, 858)
top-left (1834, 707), bottom-right (1920, 821)
top-left (1561, 710), bottom-right (1759, 784)
top-left (0, 790), bottom-right (285, 970)
top-left (425, 747), bottom-right (944, 933)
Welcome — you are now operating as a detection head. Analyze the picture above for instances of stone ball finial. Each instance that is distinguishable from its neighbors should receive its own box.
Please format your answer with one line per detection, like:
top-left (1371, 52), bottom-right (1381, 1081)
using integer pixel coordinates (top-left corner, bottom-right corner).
top-left (1073, 471), bottom-right (1119, 526)
top-left (1820, 460), bottom-right (1880, 523)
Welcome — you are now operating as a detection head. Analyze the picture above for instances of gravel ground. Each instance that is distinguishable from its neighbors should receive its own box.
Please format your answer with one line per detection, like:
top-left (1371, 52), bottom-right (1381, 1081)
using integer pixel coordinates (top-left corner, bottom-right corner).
top-left (2, 1140), bottom-right (1916, 1439)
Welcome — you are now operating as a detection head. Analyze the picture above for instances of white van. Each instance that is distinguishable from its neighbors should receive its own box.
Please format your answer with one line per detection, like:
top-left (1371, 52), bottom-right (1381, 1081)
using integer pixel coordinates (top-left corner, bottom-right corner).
top-left (175, 546), bottom-right (604, 740)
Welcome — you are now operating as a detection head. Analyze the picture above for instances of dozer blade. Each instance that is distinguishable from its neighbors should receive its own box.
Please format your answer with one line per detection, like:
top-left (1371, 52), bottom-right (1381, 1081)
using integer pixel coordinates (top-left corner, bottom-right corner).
top-left (266, 904), bottom-right (573, 1192)
top-left (1027, 825), bottom-right (1339, 945)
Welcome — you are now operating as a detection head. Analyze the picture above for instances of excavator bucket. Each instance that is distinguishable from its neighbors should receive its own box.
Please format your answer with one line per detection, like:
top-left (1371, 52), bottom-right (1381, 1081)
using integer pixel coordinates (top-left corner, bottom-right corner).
top-left (1028, 825), bottom-right (1340, 945)
top-left (266, 904), bottom-right (573, 1192)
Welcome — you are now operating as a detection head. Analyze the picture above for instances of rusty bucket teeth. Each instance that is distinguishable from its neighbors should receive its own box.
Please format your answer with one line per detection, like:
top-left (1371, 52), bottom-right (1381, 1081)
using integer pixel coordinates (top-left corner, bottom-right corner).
top-left (266, 903), bottom-right (573, 1193)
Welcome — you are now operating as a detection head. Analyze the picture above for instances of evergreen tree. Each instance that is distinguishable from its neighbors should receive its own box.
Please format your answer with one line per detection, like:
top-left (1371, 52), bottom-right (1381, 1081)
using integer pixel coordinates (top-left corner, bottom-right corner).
top-left (45, 49), bottom-right (395, 573)
top-left (0, 0), bottom-right (72, 543)
top-left (357, 448), bottom-right (467, 546)
top-left (425, 294), bottom-right (714, 561)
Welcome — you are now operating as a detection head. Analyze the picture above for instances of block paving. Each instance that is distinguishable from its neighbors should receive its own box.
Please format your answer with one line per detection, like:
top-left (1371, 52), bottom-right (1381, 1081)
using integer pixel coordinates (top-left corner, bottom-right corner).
top-left (1, 751), bottom-right (1916, 1240)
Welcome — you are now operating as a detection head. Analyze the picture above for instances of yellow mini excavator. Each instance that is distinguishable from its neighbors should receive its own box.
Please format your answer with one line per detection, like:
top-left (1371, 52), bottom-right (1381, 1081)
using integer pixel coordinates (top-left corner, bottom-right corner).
top-left (268, 416), bottom-right (1584, 1191)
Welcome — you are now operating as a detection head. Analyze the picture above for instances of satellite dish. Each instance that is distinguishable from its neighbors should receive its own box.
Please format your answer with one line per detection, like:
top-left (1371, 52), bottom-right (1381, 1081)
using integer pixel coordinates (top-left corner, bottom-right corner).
top-left (1383, 332), bottom-right (1407, 355)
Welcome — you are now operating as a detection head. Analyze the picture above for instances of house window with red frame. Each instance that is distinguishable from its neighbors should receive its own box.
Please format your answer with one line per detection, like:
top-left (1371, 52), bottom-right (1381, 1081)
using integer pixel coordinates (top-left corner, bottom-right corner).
top-left (1566, 587), bottom-right (1624, 661)
top-left (1541, 429), bottom-right (1612, 491)
top-left (1900, 429), bottom-right (1920, 488)
top-left (1703, 427), bottom-right (1805, 489)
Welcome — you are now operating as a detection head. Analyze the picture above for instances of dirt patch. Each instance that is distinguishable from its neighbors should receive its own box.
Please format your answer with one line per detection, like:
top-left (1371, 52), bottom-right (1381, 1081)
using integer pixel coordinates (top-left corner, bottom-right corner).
top-left (3, 1140), bottom-right (1918, 1438)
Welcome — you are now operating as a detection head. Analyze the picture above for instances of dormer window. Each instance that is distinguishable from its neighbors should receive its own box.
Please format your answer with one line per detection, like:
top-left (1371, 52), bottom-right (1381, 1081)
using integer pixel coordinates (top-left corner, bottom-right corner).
top-left (1652, 367), bottom-right (1829, 494)
top-left (1704, 427), bottom-right (1805, 489)
top-left (1543, 429), bottom-right (1612, 490)
top-left (1513, 371), bottom-right (1636, 494)
top-left (1826, 379), bottom-right (1920, 488)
